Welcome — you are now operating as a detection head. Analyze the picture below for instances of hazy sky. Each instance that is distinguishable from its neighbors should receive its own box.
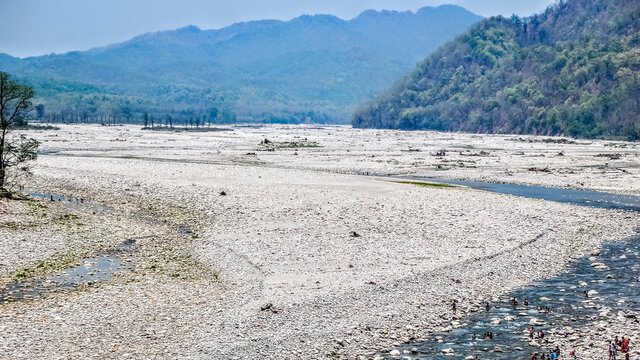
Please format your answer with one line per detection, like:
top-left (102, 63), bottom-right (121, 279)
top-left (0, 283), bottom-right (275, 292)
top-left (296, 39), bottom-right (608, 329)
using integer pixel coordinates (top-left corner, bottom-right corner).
top-left (0, 0), bottom-right (556, 58)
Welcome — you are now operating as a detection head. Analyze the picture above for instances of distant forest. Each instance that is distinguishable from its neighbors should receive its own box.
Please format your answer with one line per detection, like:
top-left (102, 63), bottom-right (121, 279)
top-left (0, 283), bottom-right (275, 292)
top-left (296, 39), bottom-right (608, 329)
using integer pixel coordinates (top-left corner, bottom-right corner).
top-left (19, 75), bottom-right (338, 126)
top-left (14, 66), bottom-right (337, 126)
top-left (353, 0), bottom-right (640, 140)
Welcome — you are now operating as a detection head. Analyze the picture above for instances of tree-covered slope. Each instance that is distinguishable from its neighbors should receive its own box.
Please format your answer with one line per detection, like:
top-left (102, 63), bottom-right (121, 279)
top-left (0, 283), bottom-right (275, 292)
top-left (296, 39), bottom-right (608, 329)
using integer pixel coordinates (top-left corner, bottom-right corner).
top-left (353, 0), bottom-right (640, 139)
top-left (0, 5), bottom-right (482, 124)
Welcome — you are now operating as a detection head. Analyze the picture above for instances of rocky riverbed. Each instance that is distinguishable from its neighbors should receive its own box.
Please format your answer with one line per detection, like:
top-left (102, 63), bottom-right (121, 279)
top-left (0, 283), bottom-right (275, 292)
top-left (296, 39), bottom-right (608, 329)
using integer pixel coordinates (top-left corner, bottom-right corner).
top-left (0, 124), bottom-right (638, 359)
top-left (379, 236), bottom-right (640, 359)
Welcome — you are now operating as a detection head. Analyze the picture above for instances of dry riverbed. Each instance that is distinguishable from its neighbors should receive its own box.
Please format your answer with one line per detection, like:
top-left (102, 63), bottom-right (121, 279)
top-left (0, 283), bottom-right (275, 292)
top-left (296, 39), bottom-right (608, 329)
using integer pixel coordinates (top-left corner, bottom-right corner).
top-left (0, 124), bottom-right (638, 359)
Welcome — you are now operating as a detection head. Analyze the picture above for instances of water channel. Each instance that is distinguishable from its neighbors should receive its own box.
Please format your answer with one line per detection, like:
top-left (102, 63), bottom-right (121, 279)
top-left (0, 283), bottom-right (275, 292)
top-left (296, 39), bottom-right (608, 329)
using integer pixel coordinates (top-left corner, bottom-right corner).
top-left (382, 177), bottom-right (640, 359)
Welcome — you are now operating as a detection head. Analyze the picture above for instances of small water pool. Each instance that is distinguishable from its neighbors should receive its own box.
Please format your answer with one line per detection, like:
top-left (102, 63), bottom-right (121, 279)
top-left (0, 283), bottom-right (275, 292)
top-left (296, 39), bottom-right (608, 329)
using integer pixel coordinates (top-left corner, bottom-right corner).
top-left (0, 239), bottom-right (136, 304)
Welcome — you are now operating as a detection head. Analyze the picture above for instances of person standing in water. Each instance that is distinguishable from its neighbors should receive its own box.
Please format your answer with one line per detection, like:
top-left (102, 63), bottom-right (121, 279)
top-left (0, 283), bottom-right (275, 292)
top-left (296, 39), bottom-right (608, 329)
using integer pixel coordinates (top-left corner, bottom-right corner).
top-left (622, 337), bottom-right (630, 359)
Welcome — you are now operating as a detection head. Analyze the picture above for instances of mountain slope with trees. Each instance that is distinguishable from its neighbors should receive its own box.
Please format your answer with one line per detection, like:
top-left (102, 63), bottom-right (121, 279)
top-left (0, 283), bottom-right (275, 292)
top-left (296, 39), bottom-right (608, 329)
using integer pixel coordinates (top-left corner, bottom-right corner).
top-left (0, 5), bottom-right (482, 124)
top-left (353, 0), bottom-right (640, 139)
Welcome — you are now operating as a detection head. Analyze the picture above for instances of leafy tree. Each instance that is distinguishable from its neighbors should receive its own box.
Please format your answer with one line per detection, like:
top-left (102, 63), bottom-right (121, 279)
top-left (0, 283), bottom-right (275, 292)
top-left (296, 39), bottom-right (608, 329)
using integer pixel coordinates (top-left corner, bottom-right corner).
top-left (35, 104), bottom-right (45, 119)
top-left (0, 72), bottom-right (40, 195)
top-left (208, 107), bottom-right (219, 126)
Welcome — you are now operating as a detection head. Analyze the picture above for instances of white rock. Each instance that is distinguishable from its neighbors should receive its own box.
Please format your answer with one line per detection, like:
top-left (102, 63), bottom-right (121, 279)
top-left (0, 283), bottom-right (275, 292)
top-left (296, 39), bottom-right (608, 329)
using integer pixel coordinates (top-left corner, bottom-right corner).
top-left (529, 318), bottom-right (545, 326)
top-left (441, 348), bottom-right (454, 355)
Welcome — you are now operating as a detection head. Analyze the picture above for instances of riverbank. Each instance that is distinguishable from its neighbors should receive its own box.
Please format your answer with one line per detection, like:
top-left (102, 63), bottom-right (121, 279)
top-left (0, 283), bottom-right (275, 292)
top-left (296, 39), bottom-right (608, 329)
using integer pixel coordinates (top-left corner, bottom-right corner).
top-left (0, 124), bottom-right (638, 358)
top-left (24, 124), bottom-right (639, 195)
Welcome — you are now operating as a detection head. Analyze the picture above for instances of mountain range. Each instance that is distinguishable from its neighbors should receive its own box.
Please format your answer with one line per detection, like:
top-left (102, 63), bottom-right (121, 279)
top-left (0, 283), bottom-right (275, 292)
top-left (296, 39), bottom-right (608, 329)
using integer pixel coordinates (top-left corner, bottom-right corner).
top-left (0, 5), bottom-right (482, 124)
top-left (353, 0), bottom-right (640, 139)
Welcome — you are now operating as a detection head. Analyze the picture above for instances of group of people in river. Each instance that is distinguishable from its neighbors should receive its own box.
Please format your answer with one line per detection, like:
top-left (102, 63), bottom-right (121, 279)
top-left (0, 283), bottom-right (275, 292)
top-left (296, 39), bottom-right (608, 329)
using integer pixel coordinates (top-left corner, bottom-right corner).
top-left (467, 297), bottom-right (633, 359)
top-left (471, 332), bottom-right (495, 340)
top-left (529, 345), bottom-right (567, 359)
top-left (511, 297), bottom-right (530, 306)
top-left (529, 327), bottom-right (545, 340)
top-left (609, 336), bottom-right (632, 360)
top-left (512, 297), bottom-right (552, 313)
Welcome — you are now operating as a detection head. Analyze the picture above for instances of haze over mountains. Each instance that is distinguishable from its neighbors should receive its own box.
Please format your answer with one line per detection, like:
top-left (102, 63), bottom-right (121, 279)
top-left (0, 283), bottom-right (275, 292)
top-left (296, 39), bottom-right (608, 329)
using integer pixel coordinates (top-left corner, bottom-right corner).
top-left (354, 0), bottom-right (640, 139)
top-left (0, 5), bottom-right (482, 124)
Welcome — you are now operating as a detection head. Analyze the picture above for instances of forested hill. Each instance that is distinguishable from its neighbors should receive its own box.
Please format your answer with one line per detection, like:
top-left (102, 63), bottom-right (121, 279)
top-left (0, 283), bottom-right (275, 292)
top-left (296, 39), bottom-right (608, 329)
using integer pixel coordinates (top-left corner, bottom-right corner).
top-left (0, 5), bottom-right (482, 124)
top-left (353, 0), bottom-right (640, 140)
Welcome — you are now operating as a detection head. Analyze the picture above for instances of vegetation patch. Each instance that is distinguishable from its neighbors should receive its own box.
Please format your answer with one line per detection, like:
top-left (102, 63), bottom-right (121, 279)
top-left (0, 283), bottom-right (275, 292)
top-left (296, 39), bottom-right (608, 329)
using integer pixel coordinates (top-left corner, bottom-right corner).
top-left (141, 126), bottom-right (232, 133)
top-left (1, 220), bottom-right (39, 230)
top-left (510, 137), bottom-right (580, 145)
top-left (12, 251), bottom-right (78, 281)
top-left (145, 245), bottom-right (214, 281)
top-left (392, 180), bottom-right (457, 188)
top-left (259, 138), bottom-right (321, 149)
top-left (14, 124), bottom-right (60, 131)
top-left (57, 213), bottom-right (81, 223)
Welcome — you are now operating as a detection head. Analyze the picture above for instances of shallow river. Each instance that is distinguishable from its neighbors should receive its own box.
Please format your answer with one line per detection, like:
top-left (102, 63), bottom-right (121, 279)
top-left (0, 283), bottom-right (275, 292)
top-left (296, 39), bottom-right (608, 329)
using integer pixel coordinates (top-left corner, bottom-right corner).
top-left (383, 177), bottom-right (640, 359)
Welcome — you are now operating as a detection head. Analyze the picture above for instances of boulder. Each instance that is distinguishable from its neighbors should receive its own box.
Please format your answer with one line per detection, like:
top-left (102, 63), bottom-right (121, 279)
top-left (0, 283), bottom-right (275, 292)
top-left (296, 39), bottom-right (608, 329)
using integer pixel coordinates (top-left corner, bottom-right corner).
top-left (529, 318), bottom-right (545, 326)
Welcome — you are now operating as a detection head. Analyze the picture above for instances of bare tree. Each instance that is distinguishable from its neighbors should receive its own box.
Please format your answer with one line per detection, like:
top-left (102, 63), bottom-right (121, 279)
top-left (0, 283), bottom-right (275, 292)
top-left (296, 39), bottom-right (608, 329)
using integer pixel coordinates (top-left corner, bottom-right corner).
top-left (0, 72), bottom-right (40, 195)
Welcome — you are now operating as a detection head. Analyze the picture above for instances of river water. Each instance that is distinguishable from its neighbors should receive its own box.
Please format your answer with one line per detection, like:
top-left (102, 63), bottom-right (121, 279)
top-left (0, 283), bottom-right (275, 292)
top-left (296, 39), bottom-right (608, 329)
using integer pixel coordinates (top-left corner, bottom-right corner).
top-left (0, 239), bottom-right (135, 304)
top-left (0, 192), bottom-right (130, 304)
top-left (1, 190), bottom-right (186, 304)
top-left (383, 177), bottom-right (640, 359)
top-left (406, 178), bottom-right (640, 212)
